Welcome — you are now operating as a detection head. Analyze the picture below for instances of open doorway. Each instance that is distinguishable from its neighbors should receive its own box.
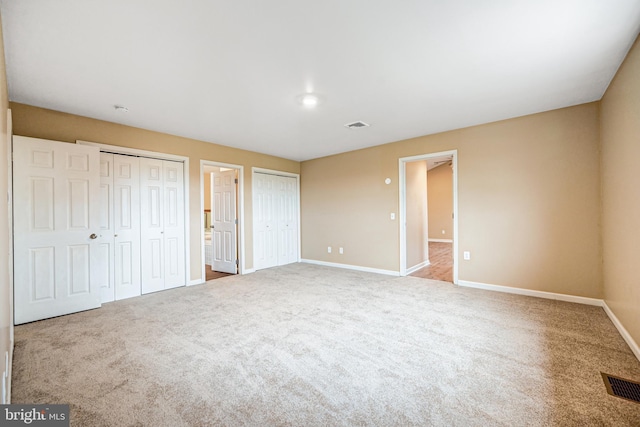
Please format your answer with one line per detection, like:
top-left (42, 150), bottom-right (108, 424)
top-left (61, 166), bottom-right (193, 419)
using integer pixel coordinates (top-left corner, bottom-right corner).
top-left (200, 161), bottom-right (244, 282)
top-left (399, 150), bottom-right (458, 283)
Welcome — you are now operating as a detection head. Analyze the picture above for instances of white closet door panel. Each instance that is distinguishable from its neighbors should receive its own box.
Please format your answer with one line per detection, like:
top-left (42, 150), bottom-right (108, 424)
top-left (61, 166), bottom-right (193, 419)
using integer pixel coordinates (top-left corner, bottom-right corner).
top-left (98, 153), bottom-right (115, 303)
top-left (14, 136), bottom-right (101, 324)
top-left (114, 155), bottom-right (141, 300)
top-left (253, 173), bottom-right (278, 270)
top-left (140, 158), bottom-right (165, 294)
top-left (163, 161), bottom-right (185, 288)
top-left (277, 176), bottom-right (298, 265)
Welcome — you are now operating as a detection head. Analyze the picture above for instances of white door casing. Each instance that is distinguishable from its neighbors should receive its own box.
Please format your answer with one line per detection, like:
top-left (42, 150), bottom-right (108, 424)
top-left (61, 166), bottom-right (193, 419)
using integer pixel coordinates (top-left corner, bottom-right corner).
top-left (211, 170), bottom-right (237, 274)
top-left (13, 136), bottom-right (101, 324)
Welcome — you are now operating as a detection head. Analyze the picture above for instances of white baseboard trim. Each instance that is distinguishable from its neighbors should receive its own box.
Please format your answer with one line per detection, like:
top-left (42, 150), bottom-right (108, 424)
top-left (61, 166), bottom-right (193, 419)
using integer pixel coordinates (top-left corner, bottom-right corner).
top-left (428, 239), bottom-right (453, 243)
top-left (242, 268), bottom-right (256, 274)
top-left (602, 301), bottom-right (640, 362)
top-left (406, 260), bottom-right (430, 275)
top-left (457, 280), bottom-right (603, 306)
top-left (188, 279), bottom-right (205, 286)
top-left (301, 259), bottom-right (400, 276)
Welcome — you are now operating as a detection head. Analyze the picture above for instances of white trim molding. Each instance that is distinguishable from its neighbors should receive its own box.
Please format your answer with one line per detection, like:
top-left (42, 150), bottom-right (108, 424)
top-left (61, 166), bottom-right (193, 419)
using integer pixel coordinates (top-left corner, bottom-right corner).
top-left (301, 259), bottom-right (400, 277)
top-left (406, 260), bottom-right (430, 275)
top-left (428, 238), bottom-right (453, 243)
top-left (602, 302), bottom-right (640, 362)
top-left (457, 280), bottom-right (603, 306)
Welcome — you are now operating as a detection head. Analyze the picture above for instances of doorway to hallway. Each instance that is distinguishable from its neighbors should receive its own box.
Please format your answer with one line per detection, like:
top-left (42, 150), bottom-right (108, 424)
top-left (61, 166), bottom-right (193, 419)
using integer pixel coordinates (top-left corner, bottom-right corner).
top-left (399, 150), bottom-right (458, 283)
top-left (410, 242), bottom-right (453, 282)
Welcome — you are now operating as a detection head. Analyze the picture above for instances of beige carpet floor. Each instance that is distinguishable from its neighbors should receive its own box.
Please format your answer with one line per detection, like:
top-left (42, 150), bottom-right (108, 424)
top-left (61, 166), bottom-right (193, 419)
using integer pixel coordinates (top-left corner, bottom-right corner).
top-left (11, 263), bottom-right (640, 426)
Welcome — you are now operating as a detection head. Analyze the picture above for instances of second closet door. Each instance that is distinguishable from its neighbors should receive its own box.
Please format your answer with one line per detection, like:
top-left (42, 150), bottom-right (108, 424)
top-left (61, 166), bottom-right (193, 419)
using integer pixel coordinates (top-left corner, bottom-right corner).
top-left (113, 154), bottom-right (142, 300)
top-left (140, 158), bottom-right (185, 294)
top-left (99, 153), bottom-right (141, 302)
top-left (254, 172), bottom-right (298, 270)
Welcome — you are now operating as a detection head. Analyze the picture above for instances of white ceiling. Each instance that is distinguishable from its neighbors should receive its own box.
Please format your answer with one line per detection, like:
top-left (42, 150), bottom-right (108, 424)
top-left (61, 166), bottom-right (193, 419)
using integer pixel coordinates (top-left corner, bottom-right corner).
top-left (1, 1), bottom-right (639, 162)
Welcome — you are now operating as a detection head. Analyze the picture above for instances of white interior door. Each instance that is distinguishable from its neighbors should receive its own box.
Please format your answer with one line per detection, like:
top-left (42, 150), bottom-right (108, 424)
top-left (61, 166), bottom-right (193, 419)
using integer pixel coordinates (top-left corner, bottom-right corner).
top-left (253, 173), bottom-right (278, 270)
top-left (162, 160), bottom-right (185, 289)
top-left (277, 176), bottom-right (298, 265)
top-left (140, 158), bottom-right (165, 294)
top-left (113, 154), bottom-right (141, 300)
top-left (211, 170), bottom-right (237, 274)
top-left (98, 153), bottom-right (115, 303)
top-left (13, 136), bottom-right (101, 324)
top-left (140, 158), bottom-right (185, 293)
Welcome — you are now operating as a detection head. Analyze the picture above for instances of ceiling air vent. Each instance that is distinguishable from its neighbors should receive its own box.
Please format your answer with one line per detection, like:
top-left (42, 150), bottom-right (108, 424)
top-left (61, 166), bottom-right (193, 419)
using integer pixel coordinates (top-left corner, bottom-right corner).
top-left (344, 121), bottom-right (370, 129)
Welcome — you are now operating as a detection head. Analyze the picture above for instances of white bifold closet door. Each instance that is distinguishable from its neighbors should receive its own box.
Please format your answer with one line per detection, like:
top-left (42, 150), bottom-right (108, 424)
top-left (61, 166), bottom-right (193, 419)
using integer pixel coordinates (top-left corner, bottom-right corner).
top-left (254, 172), bottom-right (298, 270)
top-left (98, 153), bottom-right (141, 303)
top-left (140, 158), bottom-right (185, 294)
top-left (13, 136), bottom-right (102, 324)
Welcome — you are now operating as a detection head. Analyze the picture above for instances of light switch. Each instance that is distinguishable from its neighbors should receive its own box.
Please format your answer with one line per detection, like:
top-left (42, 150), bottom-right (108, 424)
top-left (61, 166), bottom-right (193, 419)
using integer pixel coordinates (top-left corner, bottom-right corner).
top-left (390, 213), bottom-right (396, 220)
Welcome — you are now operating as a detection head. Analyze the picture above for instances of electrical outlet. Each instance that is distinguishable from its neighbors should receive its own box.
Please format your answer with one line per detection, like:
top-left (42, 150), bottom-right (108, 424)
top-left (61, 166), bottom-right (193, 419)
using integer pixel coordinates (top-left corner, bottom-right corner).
top-left (339, 247), bottom-right (343, 254)
top-left (327, 246), bottom-right (332, 254)
top-left (463, 251), bottom-right (471, 260)
top-left (441, 229), bottom-right (445, 235)
top-left (390, 213), bottom-right (396, 220)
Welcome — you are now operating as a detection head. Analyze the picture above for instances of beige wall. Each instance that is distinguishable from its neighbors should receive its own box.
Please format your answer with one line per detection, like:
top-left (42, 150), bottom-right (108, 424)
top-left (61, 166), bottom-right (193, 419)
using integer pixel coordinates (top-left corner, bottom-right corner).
top-left (405, 161), bottom-right (428, 269)
top-left (601, 36), bottom-right (640, 347)
top-left (301, 102), bottom-right (602, 297)
top-left (427, 164), bottom-right (453, 240)
top-left (10, 103), bottom-right (300, 281)
top-left (0, 12), bottom-right (11, 401)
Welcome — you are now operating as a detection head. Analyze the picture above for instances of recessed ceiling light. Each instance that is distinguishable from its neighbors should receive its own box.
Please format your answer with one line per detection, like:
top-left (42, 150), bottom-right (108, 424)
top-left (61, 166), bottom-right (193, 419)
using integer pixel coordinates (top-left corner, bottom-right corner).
top-left (297, 93), bottom-right (321, 108)
top-left (114, 105), bottom-right (129, 113)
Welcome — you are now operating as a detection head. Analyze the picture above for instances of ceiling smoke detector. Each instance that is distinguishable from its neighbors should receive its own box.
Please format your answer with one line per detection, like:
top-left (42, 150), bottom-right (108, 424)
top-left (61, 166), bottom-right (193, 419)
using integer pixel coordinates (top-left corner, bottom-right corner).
top-left (344, 121), bottom-right (370, 129)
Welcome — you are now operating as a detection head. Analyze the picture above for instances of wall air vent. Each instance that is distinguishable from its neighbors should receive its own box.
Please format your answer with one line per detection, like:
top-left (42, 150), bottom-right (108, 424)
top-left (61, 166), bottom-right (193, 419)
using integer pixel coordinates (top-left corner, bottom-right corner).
top-left (344, 121), bottom-right (370, 129)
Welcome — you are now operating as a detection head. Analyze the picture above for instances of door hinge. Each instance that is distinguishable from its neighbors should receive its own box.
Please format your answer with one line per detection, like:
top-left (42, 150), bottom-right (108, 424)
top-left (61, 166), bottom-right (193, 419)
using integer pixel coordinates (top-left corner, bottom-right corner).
top-left (234, 219), bottom-right (238, 225)
top-left (234, 178), bottom-right (238, 184)
top-left (235, 259), bottom-right (239, 265)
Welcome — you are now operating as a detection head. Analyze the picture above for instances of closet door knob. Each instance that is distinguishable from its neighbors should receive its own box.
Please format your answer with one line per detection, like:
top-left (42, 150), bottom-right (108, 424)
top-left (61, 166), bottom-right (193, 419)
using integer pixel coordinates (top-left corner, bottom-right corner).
top-left (89, 233), bottom-right (98, 239)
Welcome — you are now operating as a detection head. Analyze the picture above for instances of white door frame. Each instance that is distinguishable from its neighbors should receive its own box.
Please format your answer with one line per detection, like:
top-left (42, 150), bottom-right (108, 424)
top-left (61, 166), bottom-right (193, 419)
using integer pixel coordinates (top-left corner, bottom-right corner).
top-left (200, 160), bottom-right (245, 277)
top-left (77, 140), bottom-right (191, 284)
top-left (251, 167), bottom-right (301, 268)
top-left (5, 110), bottom-right (13, 404)
top-left (399, 150), bottom-right (458, 283)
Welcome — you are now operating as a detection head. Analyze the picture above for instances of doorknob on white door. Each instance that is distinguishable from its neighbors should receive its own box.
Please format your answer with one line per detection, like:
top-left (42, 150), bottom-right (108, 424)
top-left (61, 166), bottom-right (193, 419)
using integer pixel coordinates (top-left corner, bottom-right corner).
top-left (89, 233), bottom-right (97, 239)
